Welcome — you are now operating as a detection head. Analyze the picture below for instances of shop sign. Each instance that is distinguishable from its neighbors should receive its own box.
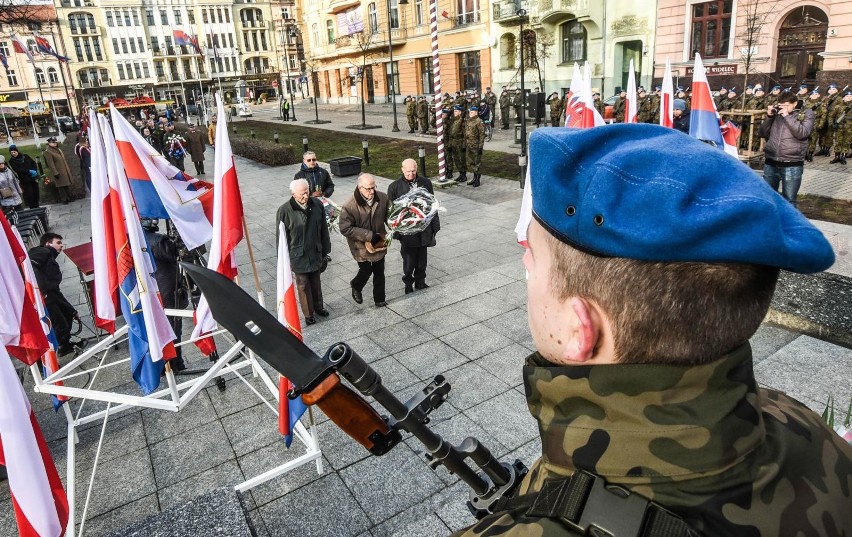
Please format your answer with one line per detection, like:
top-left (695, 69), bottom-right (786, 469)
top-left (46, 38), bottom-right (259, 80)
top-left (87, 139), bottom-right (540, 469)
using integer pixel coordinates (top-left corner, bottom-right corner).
top-left (0, 91), bottom-right (27, 103)
top-left (686, 64), bottom-right (738, 76)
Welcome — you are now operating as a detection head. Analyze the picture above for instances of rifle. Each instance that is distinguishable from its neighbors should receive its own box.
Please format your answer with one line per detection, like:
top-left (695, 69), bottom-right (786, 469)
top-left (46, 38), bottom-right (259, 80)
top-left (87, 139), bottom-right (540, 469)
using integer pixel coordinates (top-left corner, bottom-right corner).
top-left (183, 264), bottom-right (528, 517)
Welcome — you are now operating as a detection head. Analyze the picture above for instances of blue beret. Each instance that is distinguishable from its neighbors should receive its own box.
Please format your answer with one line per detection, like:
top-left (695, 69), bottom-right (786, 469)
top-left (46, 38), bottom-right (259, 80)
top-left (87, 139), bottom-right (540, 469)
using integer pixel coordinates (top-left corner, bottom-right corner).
top-left (453, 105), bottom-right (462, 110)
top-left (528, 126), bottom-right (834, 274)
top-left (469, 106), bottom-right (479, 111)
top-left (800, 84), bottom-right (809, 89)
top-left (746, 85), bottom-right (754, 89)
top-left (829, 83), bottom-right (838, 89)
top-left (771, 85), bottom-right (781, 91)
top-left (811, 89), bottom-right (821, 95)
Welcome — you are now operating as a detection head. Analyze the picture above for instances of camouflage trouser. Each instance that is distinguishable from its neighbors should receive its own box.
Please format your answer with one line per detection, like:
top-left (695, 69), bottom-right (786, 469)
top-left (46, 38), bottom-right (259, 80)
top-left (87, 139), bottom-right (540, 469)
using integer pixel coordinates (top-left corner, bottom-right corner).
top-left (418, 116), bottom-right (428, 133)
top-left (808, 130), bottom-right (821, 154)
top-left (451, 144), bottom-right (466, 174)
top-left (514, 106), bottom-right (522, 123)
top-left (836, 124), bottom-right (852, 154)
top-left (444, 141), bottom-right (455, 174)
top-left (501, 108), bottom-right (510, 128)
top-left (407, 114), bottom-right (417, 132)
top-left (550, 113), bottom-right (561, 126)
top-left (818, 127), bottom-right (835, 151)
top-left (466, 146), bottom-right (482, 174)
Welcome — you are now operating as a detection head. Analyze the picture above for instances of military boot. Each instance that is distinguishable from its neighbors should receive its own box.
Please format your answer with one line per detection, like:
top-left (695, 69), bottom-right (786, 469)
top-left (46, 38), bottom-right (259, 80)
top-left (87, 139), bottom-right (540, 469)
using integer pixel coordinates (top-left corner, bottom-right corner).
top-left (830, 152), bottom-right (842, 163)
top-left (446, 171), bottom-right (454, 180)
top-left (456, 174), bottom-right (467, 183)
top-left (821, 147), bottom-right (831, 156)
top-left (805, 151), bottom-right (813, 162)
top-left (841, 153), bottom-right (848, 165)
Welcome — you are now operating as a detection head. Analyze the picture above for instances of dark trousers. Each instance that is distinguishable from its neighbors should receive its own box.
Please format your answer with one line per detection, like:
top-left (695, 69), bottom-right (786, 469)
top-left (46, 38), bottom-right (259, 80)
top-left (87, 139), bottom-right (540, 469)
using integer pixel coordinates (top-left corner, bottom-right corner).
top-left (351, 258), bottom-right (385, 304)
top-left (283, 109), bottom-right (290, 120)
top-left (81, 167), bottom-right (91, 192)
top-left (193, 160), bottom-right (205, 175)
top-left (294, 271), bottom-right (324, 318)
top-left (400, 246), bottom-right (427, 286)
top-left (21, 178), bottom-right (40, 208)
top-left (44, 290), bottom-right (76, 346)
top-left (56, 185), bottom-right (70, 203)
top-left (168, 155), bottom-right (185, 172)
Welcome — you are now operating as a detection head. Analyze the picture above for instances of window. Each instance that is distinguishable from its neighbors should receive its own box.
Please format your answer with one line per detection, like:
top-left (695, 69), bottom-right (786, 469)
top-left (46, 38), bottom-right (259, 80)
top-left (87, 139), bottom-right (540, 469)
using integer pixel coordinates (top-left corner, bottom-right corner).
top-left (160, 9), bottom-right (168, 25)
top-left (121, 38), bottom-right (128, 53)
top-left (209, 58), bottom-right (216, 73)
top-left (118, 64), bottom-right (126, 80)
top-left (217, 8), bottom-right (223, 23)
top-left (106, 11), bottom-right (114, 27)
top-left (112, 37), bottom-right (120, 54)
top-left (326, 20), bottom-right (335, 44)
top-left (151, 36), bottom-right (159, 52)
top-left (174, 9), bottom-right (182, 25)
top-left (458, 50), bottom-right (480, 90)
top-left (138, 37), bottom-right (145, 52)
top-left (389, 0), bottom-right (399, 29)
top-left (312, 23), bottom-right (319, 46)
top-left (142, 63), bottom-right (150, 77)
top-left (561, 20), bottom-right (586, 62)
top-left (522, 29), bottom-right (536, 67)
top-left (69, 15), bottom-right (79, 33)
top-left (155, 62), bottom-right (164, 76)
top-left (188, 10), bottom-right (195, 24)
top-left (420, 57), bottom-right (433, 93)
top-left (87, 13), bottom-right (95, 31)
top-left (129, 39), bottom-right (137, 53)
top-left (500, 33), bottom-right (516, 69)
top-left (73, 38), bottom-right (83, 61)
top-left (252, 32), bottom-right (259, 51)
top-left (132, 10), bottom-right (139, 25)
top-left (165, 36), bottom-right (173, 53)
top-left (0, 43), bottom-right (8, 56)
top-left (116, 9), bottom-right (123, 26)
top-left (228, 34), bottom-right (234, 47)
top-left (368, 3), bottom-right (378, 33)
top-left (134, 62), bottom-right (142, 78)
top-left (202, 9), bottom-right (208, 24)
top-left (456, 0), bottom-right (480, 25)
top-left (281, 7), bottom-right (290, 20)
top-left (146, 9), bottom-right (154, 26)
top-left (261, 32), bottom-right (267, 50)
top-left (690, 0), bottom-right (732, 58)
top-left (124, 10), bottom-right (131, 25)
top-left (386, 61), bottom-right (399, 96)
top-left (47, 67), bottom-right (59, 83)
top-left (415, 0), bottom-right (424, 26)
top-left (6, 69), bottom-right (17, 86)
top-left (93, 37), bottom-right (102, 60)
top-left (243, 32), bottom-right (250, 50)
top-left (35, 68), bottom-right (45, 84)
top-left (224, 9), bottom-right (230, 23)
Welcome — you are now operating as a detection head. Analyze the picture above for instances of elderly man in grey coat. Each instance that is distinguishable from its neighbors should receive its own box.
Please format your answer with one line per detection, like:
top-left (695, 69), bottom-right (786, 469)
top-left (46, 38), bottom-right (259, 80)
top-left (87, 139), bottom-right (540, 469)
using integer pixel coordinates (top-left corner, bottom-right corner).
top-left (276, 178), bottom-right (332, 324)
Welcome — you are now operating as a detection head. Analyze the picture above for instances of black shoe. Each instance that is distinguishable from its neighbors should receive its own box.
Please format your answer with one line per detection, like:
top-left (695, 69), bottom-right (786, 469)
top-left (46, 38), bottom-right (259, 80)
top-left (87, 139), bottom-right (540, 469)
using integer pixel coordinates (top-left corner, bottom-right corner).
top-left (830, 153), bottom-right (842, 163)
top-left (305, 316), bottom-right (316, 325)
top-left (841, 155), bottom-right (847, 165)
top-left (414, 282), bottom-right (429, 289)
top-left (316, 309), bottom-right (330, 317)
top-left (446, 172), bottom-right (454, 180)
top-left (805, 152), bottom-right (813, 162)
top-left (405, 285), bottom-right (414, 294)
top-left (467, 175), bottom-right (478, 185)
top-left (375, 301), bottom-right (388, 307)
top-left (408, 130), bottom-right (415, 133)
top-left (351, 287), bottom-right (363, 304)
top-left (456, 175), bottom-right (467, 183)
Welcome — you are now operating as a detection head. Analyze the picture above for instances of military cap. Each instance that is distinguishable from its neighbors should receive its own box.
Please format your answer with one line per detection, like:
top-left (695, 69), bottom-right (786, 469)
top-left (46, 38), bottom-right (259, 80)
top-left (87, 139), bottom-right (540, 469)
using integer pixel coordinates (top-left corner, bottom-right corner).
top-left (528, 125), bottom-right (834, 274)
top-left (47, 136), bottom-right (58, 142)
top-left (746, 85), bottom-right (754, 90)
top-left (728, 87), bottom-right (738, 95)
top-left (771, 85), bottom-right (781, 91)
top-left (719, 86), bottom-right (727, 91)
top-left (453, 105), bottom-right (462, 110)
top-left (673, 99), bottom-right (686, 111)
top-left (829, 83), bottom-right (838, 89)
top-left (811, 88), bottom-right (821, 95)
top-left (442, 108), bottom-right (450, 114)
top-left (846, 91), bottom-right (852, 97)
top-left (655, 85), bottom-right (662, 91)
top-left (469, 106), bottom-right (479, 111)
top-left (754, 83), bottom-right (763, 89)
top-left (800, 84), bottom-right (808, 89)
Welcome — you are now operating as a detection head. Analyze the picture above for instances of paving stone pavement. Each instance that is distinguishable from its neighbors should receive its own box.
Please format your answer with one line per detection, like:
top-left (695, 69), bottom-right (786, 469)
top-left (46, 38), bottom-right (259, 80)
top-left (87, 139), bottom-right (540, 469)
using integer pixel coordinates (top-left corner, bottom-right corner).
top-left (1, 136), bottom-right (850, 536)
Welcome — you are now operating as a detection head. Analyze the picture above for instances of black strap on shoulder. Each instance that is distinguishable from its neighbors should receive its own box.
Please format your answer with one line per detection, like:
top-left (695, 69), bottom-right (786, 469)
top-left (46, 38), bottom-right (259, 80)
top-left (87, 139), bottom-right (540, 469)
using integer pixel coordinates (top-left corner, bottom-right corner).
top-left (500, 470), bottom-right (698, 537)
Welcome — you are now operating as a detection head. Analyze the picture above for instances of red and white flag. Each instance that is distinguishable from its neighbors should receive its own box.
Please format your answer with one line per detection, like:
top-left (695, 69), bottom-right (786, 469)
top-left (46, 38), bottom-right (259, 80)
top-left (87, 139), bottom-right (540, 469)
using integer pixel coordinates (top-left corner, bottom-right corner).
top-left (625, 58), bottom-right (638, 124)
top-left (276, 222), bottom-right (307, 446)
top-left (88, 109), bottom-right (119, 333)
top-left (563, 63), bottom-right (583, 128)
top-left (10, 34), bottom-right (35, 65)
top-left (659, 57), bottom-right (674, 128)
top-left (0, 211), bottom-right (49, 365)
top-left (191, 93), bottom-right (245, 354)
top-left (580, 62), bottom-right (606, 128)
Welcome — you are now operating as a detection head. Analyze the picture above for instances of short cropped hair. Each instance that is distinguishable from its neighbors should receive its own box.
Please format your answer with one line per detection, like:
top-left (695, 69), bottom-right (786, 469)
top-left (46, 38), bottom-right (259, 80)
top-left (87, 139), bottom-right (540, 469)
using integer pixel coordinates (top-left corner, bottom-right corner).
top-left (40, 232), bottom-right (63, 246)
top-left (545, 233), bottom-right (780, 365)
top-left (303, 151), bottom-right (316, 160)
top-left (777, 91), bottom-right (798, 105)
top-left (289, 178), bottom-right (309, 194)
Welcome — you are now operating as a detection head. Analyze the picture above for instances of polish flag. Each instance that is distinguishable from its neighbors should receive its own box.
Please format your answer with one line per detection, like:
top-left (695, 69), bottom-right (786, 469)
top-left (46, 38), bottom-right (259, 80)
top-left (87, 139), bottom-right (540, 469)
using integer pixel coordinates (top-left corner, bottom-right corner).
top-left (625, 58), bottom-right (638, 124)
top-left (88, 109), bottom-right (118, 333)
top-left (688, 54), bottom-right (738, 158)
top-left (579, 61), bottom-right (605, 128)
top-left (0, 211), bottom-right (49, 365)
top-left (563, 63), bottom-right (583, 127)
top-left (660, 57), bottom-right (674, 128)
top-left (276, 222), bottom-right (308, 447)
top-left (191, 93), bottom-right (245, 353)
top-left (10, 34), bottom-right (35, 65)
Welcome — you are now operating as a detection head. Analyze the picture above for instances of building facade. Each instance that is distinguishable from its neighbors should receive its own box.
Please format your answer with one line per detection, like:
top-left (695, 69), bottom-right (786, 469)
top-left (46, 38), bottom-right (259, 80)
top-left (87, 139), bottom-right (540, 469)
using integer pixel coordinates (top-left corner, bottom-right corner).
top-left (654, 0), bottom-right (850, 90)
top-left (299, 0), bottom-right (493, 104)
top-left (489, 0), bottom-right (658, 97)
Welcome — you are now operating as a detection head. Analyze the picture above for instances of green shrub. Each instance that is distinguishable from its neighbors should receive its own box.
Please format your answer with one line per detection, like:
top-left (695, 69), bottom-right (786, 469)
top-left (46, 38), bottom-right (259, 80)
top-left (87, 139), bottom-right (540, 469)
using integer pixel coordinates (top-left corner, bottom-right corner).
top-left (230, 138), bottom-right (296, 167)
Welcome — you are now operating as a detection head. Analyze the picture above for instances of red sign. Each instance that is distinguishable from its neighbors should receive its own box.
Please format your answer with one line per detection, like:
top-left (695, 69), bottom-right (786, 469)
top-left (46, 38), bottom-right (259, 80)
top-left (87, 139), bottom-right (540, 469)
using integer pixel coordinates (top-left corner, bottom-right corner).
top-left (272, 80), bottom-right (279, 87)
top-left (686, 64), bottom-right (738, 76)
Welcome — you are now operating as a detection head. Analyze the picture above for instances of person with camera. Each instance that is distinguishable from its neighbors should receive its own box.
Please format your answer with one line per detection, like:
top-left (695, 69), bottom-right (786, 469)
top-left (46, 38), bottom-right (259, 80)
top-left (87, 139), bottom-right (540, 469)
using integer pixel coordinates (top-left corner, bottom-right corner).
top-left (759, 91), bottom-right (815, 206)
top-left (276, 179), bottom-right (331, 325)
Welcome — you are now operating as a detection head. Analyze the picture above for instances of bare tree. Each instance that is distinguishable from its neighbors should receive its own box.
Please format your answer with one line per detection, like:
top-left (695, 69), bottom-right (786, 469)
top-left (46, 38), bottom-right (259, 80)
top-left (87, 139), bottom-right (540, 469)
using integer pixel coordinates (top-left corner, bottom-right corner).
top-left (344, 29), bottom-right (381, 128)
top-left (0, 0), bottom-right (45, 26)
top-left (737, 0), bottom-right (779, 107)
top-left (535, 30), bottom-right (555, 91)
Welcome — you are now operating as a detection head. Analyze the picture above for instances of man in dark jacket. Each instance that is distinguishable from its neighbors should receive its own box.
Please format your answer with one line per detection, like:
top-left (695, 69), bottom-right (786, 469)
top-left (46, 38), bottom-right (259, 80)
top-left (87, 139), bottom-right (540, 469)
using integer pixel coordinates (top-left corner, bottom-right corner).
top-left (339, 174), bottom-right (389, 307)
top-left (293, 151), bottom-right (335, 198)
top-left (8, 144), bottom-right (39, 208)
top-left (759, 90), bottom-right (815, 206)
top-left (28, 233), bottom-right (85, 356)
top-left (185, 123), bottom-right (207, 175)
top-left (672, 98), bottom-right (690, 134)
top-left (141, 219), bottom-right (187, 371)
top-left (275, 179), bottom-right (331, 324)
top-left (387, 159), bottom-right (440, 294)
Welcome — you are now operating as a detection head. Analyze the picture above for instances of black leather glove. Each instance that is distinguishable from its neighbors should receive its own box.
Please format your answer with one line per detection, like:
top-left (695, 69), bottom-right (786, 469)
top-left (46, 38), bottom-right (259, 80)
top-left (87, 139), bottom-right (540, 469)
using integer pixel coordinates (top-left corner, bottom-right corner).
top-left (370, 232), bottom-right (382, 245)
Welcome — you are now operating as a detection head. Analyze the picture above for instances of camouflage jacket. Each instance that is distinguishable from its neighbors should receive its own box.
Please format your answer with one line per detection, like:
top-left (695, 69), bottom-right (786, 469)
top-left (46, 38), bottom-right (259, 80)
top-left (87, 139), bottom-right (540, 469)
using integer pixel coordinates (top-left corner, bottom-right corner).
top-left (448, 115), bottom-right (466, 147)
top-left (455, 345), bottom-right (852, 536)
top-left (464, 116), bottom-right (485, 149)
top-left (500, 93), bottom-right (511, 110)
top-left (485, 91), bottom-right (498, 109)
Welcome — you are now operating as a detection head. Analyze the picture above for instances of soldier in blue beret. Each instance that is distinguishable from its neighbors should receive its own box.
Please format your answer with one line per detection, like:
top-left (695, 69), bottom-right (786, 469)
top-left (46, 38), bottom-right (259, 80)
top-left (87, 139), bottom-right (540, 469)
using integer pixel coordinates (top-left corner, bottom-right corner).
top-left (455, 125), bottom-right (849, 537)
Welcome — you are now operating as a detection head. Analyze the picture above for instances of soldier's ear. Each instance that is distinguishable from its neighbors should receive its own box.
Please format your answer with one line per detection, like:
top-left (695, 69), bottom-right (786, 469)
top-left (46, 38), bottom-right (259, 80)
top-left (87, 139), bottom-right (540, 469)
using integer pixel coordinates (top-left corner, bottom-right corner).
top-left (563, 297), bottom-right (600, 363)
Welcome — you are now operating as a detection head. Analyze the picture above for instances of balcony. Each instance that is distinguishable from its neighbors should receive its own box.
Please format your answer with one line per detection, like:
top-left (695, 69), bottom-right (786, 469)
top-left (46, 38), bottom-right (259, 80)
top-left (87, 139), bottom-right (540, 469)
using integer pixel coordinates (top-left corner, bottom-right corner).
top-left (538, 0), bottom-right (589, 24)
top-left (493, 2), bottom-right (527, 24)
top-left (241, 19), bottom-right (263, 28)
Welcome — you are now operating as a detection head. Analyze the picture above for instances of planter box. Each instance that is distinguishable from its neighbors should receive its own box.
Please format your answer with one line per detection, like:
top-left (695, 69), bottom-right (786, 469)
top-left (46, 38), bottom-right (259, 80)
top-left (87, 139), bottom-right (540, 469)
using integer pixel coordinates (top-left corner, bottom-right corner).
top-left (328, 156), bottom-right (362, 177)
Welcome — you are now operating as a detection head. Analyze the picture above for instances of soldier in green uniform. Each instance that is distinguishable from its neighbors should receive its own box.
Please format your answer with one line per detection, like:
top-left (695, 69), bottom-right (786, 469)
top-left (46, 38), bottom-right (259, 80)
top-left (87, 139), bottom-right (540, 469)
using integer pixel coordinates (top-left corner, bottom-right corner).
top-left (547, 92), bottom-right (563, 126)
top-left (804, 88), bottom-right (823, 161)
top-left (592, 92), bottom-right (605, 119)
top-left (765, 85), bottom-right (782, 108)
top-left (454, 91), bottom-right (467, 113)
top-left (484, 87), bottom-right (498, 127)
top-left (404, 96), bottom-right (417, 133)
top-left (430, 96), bottom-right (438, 130)
top-left (742, 85), bottom-right (754, 109)
top-left (636, 87), bottom-right (653, 123)
top-left (717, 87), bottom-right (739, 123)
top-left (818, 83), bottom-right (842, 156)
top-left (829, 90), bottom-right (852, 164)
top-left (513, 89), bottom-right (523, 124)
top-left (453, 125), bottom-right (852, 537)
top-left (448, 105), bottom-right (467, 183)
top-left (464, 106), bottom-right (485, 187)
top-left (416, 96), bottom-right (429, 134)
top-left (648, 86), bottom-right (661, 124)
top-left (713, 86), bottom-right (727, 109)
top-left (796, 84), bottom-right (809, 107)
top-left (441, 109), bottom-right (455, 179)
top-left (743, 86), bottom-right (766, 151)
top-left (613, 89), bottom-right (626, 123)
top-left (499, 88), bottom-right (511, 129)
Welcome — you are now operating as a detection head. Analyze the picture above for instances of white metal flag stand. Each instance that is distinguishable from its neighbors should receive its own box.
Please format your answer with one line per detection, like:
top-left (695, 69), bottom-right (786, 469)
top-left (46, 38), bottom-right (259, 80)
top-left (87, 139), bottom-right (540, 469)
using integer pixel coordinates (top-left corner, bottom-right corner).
top-left (29, 307), bottom-right (323, 537)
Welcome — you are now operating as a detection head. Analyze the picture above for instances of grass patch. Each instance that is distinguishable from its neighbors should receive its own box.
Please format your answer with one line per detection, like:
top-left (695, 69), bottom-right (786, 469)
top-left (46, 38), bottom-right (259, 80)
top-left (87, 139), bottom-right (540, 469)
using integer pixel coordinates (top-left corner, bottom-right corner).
top-left (798, 195), bottom-right (852, 226)
top-left (229, 120), bottom-right (520, 180)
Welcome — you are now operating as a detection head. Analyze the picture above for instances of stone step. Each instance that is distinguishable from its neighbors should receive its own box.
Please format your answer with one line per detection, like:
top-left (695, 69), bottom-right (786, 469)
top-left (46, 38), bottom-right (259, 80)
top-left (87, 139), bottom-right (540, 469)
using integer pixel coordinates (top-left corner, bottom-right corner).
top-left (768, 271), bottom-right (852, 348)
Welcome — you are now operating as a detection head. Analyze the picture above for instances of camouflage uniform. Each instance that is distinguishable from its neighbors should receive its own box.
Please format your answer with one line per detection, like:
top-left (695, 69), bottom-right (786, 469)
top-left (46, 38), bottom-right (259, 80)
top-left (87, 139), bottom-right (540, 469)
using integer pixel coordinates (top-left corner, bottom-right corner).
top-left (405, 97), bottom-right (417, 133)
top-left (713, 90), bottom-right (727, 109)
top-left (717, 95), bottom-right (741, 123)
top-left (442, 112), bottom-right (456, 178)
top-left (821, 93), bottom-right (842, 156)
top-left (454, 345), bottom-right (852, 536)
top-left (636, 94), bottom-right (653, 123)
top-left (803, 95), bottom-right (823, 157)
top-left (485, 90), bottom-right (498, 125)
top-left (513, 91), bottom-right (524, 124)
top-left (448, 112), bottom-right (466, 179)
top-left (648, 93), bottom-right (661, 124)
top-left (416, 98), bottom-right (429, 133)
top-left (430, 97), bottom-right (437, 130)
top-left (828, 97), bottom-right (852, 162)
top-left (548, 95), bottom-right (563, 126)
top-left (613, 95), bottom-right (626, 123)
top-left (593, 97), bottom-right (605, 120)
top-left (499, 91), bottom-right (511, 129)
top-left (454, 94), bottom-right (468, 113)
top-left (464, 114), bottom-right (486, 181)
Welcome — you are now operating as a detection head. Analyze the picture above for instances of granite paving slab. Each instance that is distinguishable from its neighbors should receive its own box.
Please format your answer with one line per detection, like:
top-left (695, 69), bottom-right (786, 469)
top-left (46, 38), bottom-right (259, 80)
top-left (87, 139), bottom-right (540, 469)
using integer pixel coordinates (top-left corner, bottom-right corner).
top-left (476, 343), bottom-right (532, 389)
top-left (441, 324), bottom-right (513, 360)
top-left (238, 442), bottom-right (327, 508)
top-left (149, 421), bottom-right (235, 489)
top-left (463, 390), bottom-right (540, 452)
top-left (76, 446), bottom-right (157, 519)
top-left (79, 494), bottom-right (161, 537)
top-left (749, 324), bottom-right (800, 365)
top-left (394, 339), bottom-right (470, 381)
top-left (221, 403), bottom-right (283, 457)
top-left (142, 389), bottom-right (218, 444)
top-left (157, 460), bottom-right (248, 511)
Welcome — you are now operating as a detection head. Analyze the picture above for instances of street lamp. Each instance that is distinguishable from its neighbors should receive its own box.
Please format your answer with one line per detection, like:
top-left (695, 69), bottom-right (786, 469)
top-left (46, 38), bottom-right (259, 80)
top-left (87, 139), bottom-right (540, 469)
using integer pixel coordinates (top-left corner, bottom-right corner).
top-left (282, 20), bottom-right (298, 121)
top-left (387, 0), bottom-right (408, 132)
top-left (518, 9), bottom-right (528, 188)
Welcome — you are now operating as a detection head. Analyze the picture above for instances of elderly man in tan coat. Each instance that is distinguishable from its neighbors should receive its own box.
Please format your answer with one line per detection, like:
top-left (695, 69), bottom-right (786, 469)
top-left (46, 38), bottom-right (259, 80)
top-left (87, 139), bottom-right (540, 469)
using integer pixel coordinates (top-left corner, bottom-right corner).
top-left (339, 173), bottom-right (389, 307)
top-left (42, 136), bottom-right (74, 204)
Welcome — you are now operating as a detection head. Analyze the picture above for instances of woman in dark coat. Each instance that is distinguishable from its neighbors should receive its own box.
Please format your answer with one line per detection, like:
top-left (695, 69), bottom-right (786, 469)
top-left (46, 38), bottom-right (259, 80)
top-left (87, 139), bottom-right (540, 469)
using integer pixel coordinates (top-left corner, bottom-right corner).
top-left (8, 144), bottom-right (39, 208)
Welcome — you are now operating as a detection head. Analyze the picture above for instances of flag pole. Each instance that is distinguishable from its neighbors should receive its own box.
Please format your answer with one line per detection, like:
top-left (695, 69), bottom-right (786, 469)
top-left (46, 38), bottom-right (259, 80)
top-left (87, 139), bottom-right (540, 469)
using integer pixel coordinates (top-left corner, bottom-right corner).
top-left (240, 214), bottom-right (264, 303)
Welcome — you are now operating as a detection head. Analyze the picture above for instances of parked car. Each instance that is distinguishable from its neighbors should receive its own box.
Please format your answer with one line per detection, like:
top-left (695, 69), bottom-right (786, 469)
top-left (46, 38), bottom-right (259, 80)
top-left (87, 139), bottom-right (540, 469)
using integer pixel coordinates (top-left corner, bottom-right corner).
top-left (57, 116), bottom-right (79, 133)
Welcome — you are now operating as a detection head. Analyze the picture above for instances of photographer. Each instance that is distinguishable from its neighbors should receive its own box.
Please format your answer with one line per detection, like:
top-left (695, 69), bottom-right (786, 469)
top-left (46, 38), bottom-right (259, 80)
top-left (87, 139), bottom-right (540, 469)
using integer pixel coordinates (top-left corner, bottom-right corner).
top-left (759, 91), bottom-right (815, 206)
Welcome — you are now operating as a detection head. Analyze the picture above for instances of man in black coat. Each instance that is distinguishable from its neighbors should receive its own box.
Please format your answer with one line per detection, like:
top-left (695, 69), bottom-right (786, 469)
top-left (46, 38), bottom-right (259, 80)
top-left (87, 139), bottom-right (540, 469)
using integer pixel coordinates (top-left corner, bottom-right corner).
top-left (142, 219), bottom-right (187, 371)
top-left (386, 159), bottom-right (440, 294)
top-left (276, 179), bottom-right (332, 324)
top-left (294, 151), bottom-right (335, 198)
top-left (28, 233), bottom-right (85, 356)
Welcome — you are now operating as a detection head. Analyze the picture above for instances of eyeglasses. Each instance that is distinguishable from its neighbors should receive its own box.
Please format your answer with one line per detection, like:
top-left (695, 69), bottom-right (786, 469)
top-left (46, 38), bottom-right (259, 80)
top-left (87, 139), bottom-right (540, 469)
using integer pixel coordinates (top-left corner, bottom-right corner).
top-left (305, 158), bottom-right (316, 162)
top-left (359, 185), bottom-right (376, 191)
